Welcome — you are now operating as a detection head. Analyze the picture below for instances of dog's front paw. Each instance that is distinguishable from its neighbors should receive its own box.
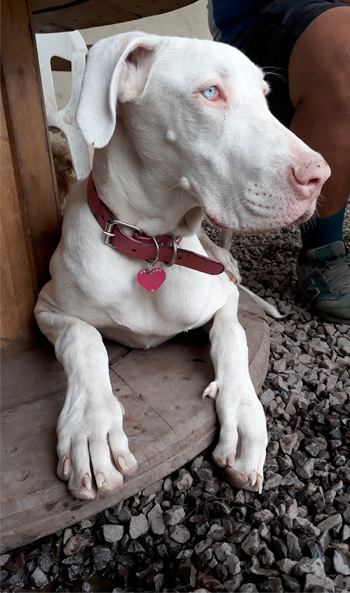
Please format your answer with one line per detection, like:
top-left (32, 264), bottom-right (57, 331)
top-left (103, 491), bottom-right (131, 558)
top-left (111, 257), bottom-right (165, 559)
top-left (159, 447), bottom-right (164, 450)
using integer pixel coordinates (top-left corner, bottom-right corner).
top-left (212, 399), bottom-right (267, 494)
top-left (57, 395), bottom-right (137, 500)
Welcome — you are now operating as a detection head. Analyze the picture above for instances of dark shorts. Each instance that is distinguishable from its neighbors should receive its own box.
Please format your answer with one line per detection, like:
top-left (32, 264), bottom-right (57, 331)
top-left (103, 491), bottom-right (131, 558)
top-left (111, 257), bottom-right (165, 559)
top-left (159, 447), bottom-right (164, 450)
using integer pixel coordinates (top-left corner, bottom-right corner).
top-left (240, 0), bottom-right (346, 127)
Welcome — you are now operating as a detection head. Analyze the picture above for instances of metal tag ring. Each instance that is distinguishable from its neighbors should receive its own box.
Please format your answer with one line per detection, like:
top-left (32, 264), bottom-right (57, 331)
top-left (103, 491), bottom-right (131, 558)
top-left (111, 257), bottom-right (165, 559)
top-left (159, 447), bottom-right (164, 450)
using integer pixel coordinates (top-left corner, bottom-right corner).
top-left (166, 235), bottom-right (178, 267)
top-left (146, 236), bottom-right (160, 265)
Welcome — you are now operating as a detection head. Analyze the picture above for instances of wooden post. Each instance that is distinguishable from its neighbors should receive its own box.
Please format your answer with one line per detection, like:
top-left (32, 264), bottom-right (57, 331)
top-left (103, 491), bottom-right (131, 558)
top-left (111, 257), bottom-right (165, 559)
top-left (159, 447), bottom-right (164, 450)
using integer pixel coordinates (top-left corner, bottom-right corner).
top-left (1, 0), bottom-right (61, 355)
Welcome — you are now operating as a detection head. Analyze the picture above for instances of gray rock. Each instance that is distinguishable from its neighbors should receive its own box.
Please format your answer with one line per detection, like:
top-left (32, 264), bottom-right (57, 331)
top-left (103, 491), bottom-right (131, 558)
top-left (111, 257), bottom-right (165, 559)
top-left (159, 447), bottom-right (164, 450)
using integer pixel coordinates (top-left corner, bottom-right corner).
top-left (198, 547), bottom-right (213, 563)
top-left (259, 543), bottom-right (275, 567)
top-left (117, 506), bottom-right (132, 523)
top-left (286, 532), bottom-right (302, 561)
top-left (341, 523), bottom-right (350, 541)
top-left (30, 567), bottom-right (48, 588)
top-left (293, 516), bottom-right (320, 537)
top-left (208, 523), bottom-right (225, 541)
top-left (286, 500), bottom-right (298, 519)
top-left (163, 477), bottom-right (173, 492)
top-left (318, 530), bottom-right (332, 551)
top-left (164, 505), bottom-right (185, 526)
top-left (280, 433), bottom-right (298, 455)
top-left (195, 538), bottom-right (213, 555)
top-left (205, 479), bottom-right (220, 495)
top-left (225, 553), bottom-right (241, 576)
top-left (148, 503), bottom-right (165, 535)
top-left (154, 573), bottom-right (165, 592)
top-left (264, 472), bottom-right (283, 490)
top-left (38, 553), bottom-right (53, 573)
top-left (304, 573), bottom-right (326, 592)
top-left (0, 555), bottom-right (10, 567)
top-left (241, 529), bottom-right (260, 555)
top-left (294, 558), bottom-right (325, 578)
top-left (92, 546), bottom-right (112, 571)
top-left (333, 549), bottom-right (350, 576)
top-left (238, 584), bottom-right (259, 593)
top-left (129, 515), bottom-right (149, 539)
top-left (174, 470), bottom-right (193, 491)
top-left (317, 513), bottom-right (342, 532)
top-left (251, 509), bottom-right (274, 524)
top-left (260, 576), bottom-right (283, 592)
top-left (170, 525), bottom-right (191, 544)
top-left (334, 575), bottom-right (350, 593)
top-left (63, 535), bottom-right (90, 556)
top-left (282, 573), bottom-right (301, 592)
top-left (276, 559), bottom-right (297, 574)
top-left (260, 389), bottom-right (275, 405)
top-left (296, 458), bottom-right (315, 479)
top-left (273, 358), bottom-right (287, 373)
top-left (258, 522), bottom-right (271, 542)
top-left (214, 542), bottom-right (235, 562)
top-left (176, 549), bottom-right (193, 560)
top-left (225, 573), bottom-right (244, 590)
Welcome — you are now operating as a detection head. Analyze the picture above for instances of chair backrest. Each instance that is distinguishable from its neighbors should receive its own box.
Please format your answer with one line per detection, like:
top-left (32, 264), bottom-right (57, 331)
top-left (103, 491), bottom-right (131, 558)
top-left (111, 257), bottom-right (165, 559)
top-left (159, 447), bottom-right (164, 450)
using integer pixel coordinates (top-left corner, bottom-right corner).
top-left (36, 31), bottom-right (91, 180)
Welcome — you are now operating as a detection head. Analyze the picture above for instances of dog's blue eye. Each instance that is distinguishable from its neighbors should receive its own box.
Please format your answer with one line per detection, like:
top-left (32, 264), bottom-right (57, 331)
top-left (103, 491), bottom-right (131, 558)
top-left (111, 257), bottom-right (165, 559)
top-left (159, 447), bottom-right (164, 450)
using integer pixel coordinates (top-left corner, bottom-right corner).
top-left (201, 86), bottom-right (219, 100)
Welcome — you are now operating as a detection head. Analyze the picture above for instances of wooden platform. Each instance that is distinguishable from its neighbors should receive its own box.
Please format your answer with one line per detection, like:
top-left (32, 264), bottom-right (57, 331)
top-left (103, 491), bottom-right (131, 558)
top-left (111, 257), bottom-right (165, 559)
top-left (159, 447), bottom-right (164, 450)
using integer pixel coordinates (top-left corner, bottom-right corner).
top-left (0, 289), bottom-right (270, 552)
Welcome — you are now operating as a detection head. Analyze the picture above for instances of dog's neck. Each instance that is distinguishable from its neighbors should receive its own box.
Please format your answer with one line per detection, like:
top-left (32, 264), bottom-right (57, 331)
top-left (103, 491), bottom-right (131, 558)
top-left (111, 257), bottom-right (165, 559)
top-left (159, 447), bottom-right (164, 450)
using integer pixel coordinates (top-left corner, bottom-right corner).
top-left (91, 128), bottom-right (204, 238)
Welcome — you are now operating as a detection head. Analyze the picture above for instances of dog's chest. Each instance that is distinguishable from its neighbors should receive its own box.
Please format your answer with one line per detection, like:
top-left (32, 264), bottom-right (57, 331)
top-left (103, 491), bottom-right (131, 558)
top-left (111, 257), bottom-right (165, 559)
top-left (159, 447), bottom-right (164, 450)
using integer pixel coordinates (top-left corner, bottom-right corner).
top-left (54, 215), bottom-right (234, 348)
top-left (92, 267), bottom-right (231, 347)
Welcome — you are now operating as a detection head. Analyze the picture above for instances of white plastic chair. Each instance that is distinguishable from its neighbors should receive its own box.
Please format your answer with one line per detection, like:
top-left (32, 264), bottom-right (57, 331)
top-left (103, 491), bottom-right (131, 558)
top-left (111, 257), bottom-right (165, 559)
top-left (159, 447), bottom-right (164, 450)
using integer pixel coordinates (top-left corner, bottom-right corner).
top-left (36, 31), bottom-right (91, 180)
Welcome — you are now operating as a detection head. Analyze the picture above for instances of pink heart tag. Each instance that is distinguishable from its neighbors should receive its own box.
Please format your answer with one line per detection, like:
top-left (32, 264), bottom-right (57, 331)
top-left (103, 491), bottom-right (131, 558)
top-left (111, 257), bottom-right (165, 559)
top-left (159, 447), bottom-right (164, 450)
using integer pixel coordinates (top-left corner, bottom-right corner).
top-left (137, 267), bottom-right (166, 293)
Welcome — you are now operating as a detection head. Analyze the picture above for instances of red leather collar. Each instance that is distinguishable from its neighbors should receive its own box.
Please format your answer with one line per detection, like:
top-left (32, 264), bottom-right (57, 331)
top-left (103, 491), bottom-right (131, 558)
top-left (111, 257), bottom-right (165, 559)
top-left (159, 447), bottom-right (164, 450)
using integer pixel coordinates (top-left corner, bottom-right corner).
top-left (87, 174), bottom-right (224, 276)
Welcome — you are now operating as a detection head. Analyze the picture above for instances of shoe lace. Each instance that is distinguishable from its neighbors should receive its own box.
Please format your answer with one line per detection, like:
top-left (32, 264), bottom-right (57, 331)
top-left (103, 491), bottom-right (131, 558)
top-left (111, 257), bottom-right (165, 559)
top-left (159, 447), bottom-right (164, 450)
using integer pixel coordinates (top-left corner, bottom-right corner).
top-left (321, 252), bottom-right (350, 293)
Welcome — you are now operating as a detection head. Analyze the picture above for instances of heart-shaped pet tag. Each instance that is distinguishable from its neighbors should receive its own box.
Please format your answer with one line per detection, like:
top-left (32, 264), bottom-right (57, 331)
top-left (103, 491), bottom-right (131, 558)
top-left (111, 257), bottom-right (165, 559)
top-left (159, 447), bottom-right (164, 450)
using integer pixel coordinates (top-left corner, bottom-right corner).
top-left (137, 268), bottom-right (166, 293)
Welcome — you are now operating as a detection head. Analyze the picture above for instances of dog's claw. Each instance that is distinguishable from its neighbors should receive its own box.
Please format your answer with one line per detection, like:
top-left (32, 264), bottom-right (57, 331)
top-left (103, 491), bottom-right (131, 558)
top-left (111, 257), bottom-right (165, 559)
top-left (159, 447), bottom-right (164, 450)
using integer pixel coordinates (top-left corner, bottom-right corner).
top-left (95, 472), bottom-right (106, 489)
top-left (248, 471), bottom-right (257, 488)
top-left (117, 455), bottom-right (127, 471)
top-left (256, 474), bottom-right (263, 494)
top-left (202, 381), bottom-right (219, 399)
top-left (62, 456), bottom-right (72, 479)
top-left (82, 472), bottom-right (91, 490)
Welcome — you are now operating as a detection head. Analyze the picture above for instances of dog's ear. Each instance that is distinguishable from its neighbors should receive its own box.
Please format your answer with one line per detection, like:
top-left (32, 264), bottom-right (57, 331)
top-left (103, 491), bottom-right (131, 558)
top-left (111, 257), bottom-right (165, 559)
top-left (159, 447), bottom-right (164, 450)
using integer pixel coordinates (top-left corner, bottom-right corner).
top-left (76, 32), bottom-right (159, 149)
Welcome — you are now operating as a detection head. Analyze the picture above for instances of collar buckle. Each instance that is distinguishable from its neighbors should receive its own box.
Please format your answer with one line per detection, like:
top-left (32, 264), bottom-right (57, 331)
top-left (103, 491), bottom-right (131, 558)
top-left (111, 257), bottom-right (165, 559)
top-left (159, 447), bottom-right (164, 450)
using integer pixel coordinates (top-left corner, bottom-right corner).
top-left (102, 219), bottom-right (143, 248)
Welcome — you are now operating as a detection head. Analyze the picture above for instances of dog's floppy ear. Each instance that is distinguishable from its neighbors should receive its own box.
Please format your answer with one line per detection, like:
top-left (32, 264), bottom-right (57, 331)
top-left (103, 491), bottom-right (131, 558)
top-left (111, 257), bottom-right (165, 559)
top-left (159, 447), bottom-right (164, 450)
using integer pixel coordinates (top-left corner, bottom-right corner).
top-left (76, 32), bottom-right (159, 149)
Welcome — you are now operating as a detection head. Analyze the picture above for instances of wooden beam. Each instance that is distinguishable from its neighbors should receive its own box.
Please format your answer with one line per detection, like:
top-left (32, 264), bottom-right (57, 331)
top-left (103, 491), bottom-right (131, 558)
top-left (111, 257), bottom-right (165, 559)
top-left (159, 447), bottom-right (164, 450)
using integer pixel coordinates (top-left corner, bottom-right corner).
top-left (1, 0), bottom-right (61, 294)
top-left (0, 94), bottom-right (37, 355)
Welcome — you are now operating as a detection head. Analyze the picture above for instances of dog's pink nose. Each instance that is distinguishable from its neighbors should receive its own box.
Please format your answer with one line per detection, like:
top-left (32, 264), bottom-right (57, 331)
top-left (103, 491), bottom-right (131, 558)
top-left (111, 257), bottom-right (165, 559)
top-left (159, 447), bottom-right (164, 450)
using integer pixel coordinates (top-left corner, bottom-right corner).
top-left (291, 157), bottom-right (331, 200)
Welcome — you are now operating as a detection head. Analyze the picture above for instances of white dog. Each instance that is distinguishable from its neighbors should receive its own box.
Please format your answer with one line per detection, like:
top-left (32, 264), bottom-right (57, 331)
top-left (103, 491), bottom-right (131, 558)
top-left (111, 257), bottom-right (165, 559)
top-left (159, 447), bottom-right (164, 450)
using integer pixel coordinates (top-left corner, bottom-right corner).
top-left (35, 32), bottom-right (330, 500)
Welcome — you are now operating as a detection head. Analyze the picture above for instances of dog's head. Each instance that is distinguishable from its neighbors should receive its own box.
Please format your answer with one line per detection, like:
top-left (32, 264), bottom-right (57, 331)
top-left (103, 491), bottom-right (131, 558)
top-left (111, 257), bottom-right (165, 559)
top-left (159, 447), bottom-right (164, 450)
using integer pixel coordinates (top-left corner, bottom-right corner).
top-left (77, 32), bottom-right (330, 234)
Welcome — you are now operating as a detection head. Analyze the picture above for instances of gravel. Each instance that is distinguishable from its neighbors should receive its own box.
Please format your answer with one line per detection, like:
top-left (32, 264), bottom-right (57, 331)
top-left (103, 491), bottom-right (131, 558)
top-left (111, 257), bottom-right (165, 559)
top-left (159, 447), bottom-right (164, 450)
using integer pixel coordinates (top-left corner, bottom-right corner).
top-left (2, 213), bottom-right (349, 592)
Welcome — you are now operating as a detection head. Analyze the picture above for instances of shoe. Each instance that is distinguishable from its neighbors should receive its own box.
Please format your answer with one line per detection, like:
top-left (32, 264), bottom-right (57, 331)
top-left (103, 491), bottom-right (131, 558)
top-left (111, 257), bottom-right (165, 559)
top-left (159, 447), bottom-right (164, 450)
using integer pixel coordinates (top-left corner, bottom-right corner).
top-left (296, 241), bottom-right (350, 324)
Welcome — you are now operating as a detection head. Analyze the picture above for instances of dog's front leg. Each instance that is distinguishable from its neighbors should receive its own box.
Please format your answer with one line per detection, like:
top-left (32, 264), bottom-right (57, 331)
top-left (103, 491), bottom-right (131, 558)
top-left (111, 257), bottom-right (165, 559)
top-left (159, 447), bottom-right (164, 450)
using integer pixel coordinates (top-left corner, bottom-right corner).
top-left (35, 309), bottom-right (137, 500)
top-left (204, 291), bottom-right (268, 493)
top-left (198, 228), bottom-right (241, 284)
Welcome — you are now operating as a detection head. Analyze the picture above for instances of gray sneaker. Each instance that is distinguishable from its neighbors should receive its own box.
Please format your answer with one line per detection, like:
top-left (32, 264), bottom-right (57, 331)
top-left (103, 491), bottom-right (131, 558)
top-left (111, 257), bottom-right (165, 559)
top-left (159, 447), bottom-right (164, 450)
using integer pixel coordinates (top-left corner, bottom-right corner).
top-left (296, 241), bottom-right (350, 324)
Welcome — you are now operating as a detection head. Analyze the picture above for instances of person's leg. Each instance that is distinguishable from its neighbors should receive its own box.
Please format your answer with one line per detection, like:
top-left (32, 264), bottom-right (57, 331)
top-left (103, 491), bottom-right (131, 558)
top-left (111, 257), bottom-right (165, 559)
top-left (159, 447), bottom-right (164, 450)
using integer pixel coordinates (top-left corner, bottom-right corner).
top-left (288, 6), bottom-right (350, 323)
top-left (289, 6), bottom-right (349, 224)
top-left (213, 0), bottom-right (350, 321)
